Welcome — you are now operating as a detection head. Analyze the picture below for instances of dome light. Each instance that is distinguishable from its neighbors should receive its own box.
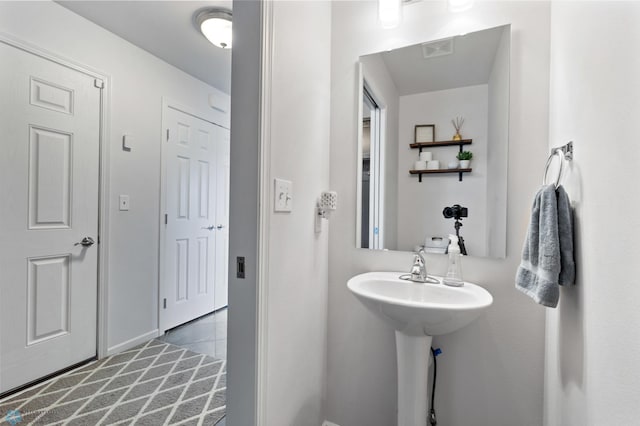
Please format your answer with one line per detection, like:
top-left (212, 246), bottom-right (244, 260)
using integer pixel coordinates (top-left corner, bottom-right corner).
top-left (195, 9), bottom-right (232, 49)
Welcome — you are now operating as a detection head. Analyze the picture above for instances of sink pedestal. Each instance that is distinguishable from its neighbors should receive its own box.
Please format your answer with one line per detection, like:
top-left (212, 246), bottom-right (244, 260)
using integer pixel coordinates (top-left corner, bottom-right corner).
top-left (396, 331), bottom-right (432, 426)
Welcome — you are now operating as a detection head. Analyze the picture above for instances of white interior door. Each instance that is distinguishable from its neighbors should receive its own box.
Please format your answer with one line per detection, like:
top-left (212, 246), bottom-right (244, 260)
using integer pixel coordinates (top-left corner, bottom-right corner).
top-left (161, 106), bottom-right (220, 332)
top-left (0, 42), bottom-right (101, 393)
top-left (214, 127), bottom-right (230, 311)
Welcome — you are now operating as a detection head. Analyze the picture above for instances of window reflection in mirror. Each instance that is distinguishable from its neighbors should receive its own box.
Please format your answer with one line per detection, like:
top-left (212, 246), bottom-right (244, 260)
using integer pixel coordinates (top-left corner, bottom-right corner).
top-left (356, 25), bottom-right (510, 258)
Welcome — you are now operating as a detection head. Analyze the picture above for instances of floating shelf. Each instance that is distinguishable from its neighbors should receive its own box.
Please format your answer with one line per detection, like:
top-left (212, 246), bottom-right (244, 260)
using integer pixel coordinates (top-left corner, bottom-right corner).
top-left (409, 138), bottom-right (473, 181)
top-left (409, 139), bottom-right (472, 150)
top-left (409, 168), bottom-right (472, 182)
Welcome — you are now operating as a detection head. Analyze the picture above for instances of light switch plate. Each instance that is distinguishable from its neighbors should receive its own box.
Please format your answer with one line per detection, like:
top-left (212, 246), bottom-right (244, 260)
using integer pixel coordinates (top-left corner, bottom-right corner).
top-left (274, 178), bottom-right (292, 212)
top-left (119, 195), bottom-right (130, 211)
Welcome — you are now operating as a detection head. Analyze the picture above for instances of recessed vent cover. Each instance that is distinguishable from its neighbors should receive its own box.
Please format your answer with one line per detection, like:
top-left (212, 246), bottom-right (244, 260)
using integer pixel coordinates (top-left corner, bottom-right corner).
top-left (421, 38), bottom-right (454, 59)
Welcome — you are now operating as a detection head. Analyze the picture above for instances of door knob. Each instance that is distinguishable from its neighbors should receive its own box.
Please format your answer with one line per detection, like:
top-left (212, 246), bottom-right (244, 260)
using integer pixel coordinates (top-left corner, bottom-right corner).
top-left (201, 225), bottom-right (215, 231)
top-left (75, 236), bottom-right (95, 247)
top-left (216, 225), bottom-right (225, 230)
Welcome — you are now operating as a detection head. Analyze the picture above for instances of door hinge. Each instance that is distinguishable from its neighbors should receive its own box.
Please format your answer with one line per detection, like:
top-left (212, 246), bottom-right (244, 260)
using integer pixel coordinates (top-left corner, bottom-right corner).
top-left (163, 298), bottom-right (167, 309)
top-left (166, 129), bottom-right (170, 141)
top-left (164, 214), bottom-right (168, 225)
top-left (94, 79), bottom-right (104, 89)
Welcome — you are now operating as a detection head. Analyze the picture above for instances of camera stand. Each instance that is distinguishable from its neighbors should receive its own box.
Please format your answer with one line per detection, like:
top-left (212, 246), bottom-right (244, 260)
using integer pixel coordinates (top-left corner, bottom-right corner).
top-left (453, 219), bottom-right (468, 256)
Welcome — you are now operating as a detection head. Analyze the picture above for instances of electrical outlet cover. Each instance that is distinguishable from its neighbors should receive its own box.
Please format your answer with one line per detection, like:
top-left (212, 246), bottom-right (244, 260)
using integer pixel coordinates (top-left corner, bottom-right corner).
top-left (119, 195), bottom-right (130, 211)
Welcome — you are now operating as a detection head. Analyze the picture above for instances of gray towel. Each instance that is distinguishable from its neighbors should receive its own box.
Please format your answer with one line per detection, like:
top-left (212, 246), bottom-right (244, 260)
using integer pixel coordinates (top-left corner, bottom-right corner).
top-left (556, 185), bottom-right (575, 286)
top-left (515, 184), bottom-right (574, 307)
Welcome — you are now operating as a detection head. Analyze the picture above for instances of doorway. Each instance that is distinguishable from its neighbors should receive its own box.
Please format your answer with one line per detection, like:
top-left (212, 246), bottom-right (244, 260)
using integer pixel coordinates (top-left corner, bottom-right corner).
top-left (361, 83), bottom-right (385, 249)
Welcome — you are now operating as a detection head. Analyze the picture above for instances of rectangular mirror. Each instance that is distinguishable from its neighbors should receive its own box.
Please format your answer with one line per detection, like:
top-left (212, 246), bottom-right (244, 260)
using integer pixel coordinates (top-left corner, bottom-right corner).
top-left (356, 25), bottom-right (510, 258)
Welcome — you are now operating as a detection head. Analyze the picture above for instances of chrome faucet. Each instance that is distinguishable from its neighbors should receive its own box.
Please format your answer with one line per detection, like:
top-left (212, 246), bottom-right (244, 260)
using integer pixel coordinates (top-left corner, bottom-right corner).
top-left (410, 249), bottom-right (428, 283)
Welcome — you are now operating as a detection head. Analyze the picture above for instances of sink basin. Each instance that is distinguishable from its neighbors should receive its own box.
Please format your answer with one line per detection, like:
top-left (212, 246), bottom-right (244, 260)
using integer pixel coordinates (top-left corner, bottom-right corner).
top-left (348, 271), bottom-right (493, 336)
top-left (348, 271), bottom-right (493, 426)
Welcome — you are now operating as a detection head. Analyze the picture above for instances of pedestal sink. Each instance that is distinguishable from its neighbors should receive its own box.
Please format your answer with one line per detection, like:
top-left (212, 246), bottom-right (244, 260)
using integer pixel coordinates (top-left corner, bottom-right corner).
top-left (347, 271), bottom-right (493, 426)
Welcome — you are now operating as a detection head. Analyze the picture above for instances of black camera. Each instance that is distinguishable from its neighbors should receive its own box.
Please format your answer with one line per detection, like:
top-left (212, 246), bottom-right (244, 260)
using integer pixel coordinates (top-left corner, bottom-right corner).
top-left (442, 204), bottom-right (468, 220)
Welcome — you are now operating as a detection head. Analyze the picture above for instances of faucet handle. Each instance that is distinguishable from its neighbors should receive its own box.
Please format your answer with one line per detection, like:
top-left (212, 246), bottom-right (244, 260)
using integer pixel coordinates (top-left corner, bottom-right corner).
top-left (410, 252), bottom-right (427, 282)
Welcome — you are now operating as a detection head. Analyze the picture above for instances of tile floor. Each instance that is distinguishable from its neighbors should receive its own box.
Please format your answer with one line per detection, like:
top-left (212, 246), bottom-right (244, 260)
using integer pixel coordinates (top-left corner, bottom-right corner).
top-left (0, 309), bottom-right (229, 426)
top-left (0, 340), bottom-right (226, 425)
top-left (157, 308), bottom-right (227, 361)
top-left (156, 308), bottom-right (227, 426)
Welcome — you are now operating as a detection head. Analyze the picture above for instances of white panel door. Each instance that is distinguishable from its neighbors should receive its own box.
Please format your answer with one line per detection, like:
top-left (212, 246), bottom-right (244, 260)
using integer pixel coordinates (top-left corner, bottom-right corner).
top-left (161, 107), bottom-right (220, 331)
top-left (214, 127), bottom-right (230, 311)
top-left (0, 42), bottom-right (101, 393)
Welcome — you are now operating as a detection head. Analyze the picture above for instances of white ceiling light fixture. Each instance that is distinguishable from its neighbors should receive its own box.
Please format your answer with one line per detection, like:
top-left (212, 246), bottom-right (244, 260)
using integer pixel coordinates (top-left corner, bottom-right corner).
top-left (378, 0), bottom-right (403, 29)
top-left (195, 8), bottom-right (232, 49)
top-left (448, 0), bottom-right (474, 13)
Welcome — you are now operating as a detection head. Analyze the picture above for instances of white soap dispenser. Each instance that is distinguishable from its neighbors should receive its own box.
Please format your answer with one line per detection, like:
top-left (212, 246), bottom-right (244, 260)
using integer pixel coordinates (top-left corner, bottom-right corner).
top-left (443, 234), bottom-right (464, 287)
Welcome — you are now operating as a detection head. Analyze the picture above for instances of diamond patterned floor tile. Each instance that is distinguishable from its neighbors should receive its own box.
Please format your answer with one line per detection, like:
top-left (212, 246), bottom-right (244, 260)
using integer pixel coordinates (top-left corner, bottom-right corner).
top-left (0, 340), bottom-right (226, 426)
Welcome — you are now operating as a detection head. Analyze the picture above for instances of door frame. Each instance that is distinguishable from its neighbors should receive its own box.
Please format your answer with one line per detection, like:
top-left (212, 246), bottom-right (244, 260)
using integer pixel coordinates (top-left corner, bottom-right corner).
top-left (158, 98), bottom-right (230, 334)
top-left (0, 32), bottom-right (111, 359)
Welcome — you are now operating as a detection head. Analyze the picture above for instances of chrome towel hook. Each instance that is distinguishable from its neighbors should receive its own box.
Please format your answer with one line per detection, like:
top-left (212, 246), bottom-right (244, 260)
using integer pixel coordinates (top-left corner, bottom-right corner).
top-left (543, 141), bottom-right (573, 188)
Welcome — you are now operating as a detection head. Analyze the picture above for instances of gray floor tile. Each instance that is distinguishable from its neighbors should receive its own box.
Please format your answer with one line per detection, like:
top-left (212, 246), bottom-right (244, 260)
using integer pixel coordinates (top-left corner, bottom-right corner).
top-left (32, 399), bottom-right (85, 425)
top-left (122, 377), bottom-right (163, 401)
top-left (183, 377), bottom-right (216, 400)
top-left (160, 370), bottom-right (194, 391)
top-left (157, 309), bottom-right (227, 361)
top-left (103, 370), bottom-right (144, 391)
top-left (41, 372), bottom-right (91, 394)
top-left (101, 397), bottom-right (147, 424)
top-left (193, 362), bottom-right (222, 381)
top-left (144, 388), bottom-right (183, 413)
top-left (78, 388), bottom-right (127, 414)
top-left (134, 407), bottom-right (173, 425)
top-left (153, 350), bottom-right (183, 366)
top-left (122, 357), bottom-right (156, 373)
top-left (59, 380), bottom-right (108, 403)
top-left (136, 345), bottom-right (166, 360)
top-left (207, 390), bottom-right (226, 411)
top-left (204, 411), bottom-right (225, 426)
top-left (67, 408), bottom-right (110, 425)
top-left (140, 363), bottom-right (174, 381)
top-left (169, 395), bottom-right (208, 424)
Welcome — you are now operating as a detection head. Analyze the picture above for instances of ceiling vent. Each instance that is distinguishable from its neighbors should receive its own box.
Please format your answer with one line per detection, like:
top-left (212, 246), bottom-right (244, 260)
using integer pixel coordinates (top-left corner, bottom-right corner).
top-left (421, 38), bottom-right (454, 59)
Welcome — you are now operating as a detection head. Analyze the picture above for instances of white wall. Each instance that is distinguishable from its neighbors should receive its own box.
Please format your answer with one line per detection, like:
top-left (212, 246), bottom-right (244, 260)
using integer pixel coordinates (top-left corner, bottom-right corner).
top-left (360, 54), bottom-right (400, 249)
top-left (263, 2), bottom-right (331, 425)
top-left (545, 3), bottom-right (640, 425)
top-left (328, 2), bottom-right (550, 425)
top-left (397, 85), bottom-right (488, 254)
top-left (0, 1), bottom-right (229, 354)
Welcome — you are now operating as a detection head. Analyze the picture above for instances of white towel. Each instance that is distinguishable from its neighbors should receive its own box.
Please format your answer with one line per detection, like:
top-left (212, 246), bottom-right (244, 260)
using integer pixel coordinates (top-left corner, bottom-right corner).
top-left (515, 184), bottom-right (574, 307)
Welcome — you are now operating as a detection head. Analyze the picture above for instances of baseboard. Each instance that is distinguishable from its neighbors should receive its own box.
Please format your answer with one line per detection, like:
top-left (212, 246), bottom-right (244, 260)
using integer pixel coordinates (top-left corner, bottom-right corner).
top-left (105, 329), bottom-right (159, 356)
top-left (323, 421), bottom-right (341, 426)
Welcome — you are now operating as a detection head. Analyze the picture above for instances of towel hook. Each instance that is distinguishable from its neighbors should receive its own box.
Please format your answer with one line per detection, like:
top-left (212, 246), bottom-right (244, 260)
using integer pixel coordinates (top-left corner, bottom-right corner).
top-left (543, 141), bottom-right (573, 188)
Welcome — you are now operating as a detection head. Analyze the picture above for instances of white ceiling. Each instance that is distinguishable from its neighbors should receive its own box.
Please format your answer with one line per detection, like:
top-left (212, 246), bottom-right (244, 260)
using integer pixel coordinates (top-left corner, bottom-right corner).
top-left (372, 25), bottom-right (507, 96)
top-left (57, 0), bottom-right (232, 94)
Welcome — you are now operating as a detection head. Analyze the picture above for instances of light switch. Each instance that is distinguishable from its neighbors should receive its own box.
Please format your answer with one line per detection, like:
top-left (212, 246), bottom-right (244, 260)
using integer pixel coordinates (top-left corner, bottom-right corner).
top-left (274, 178), bottom-right (292, 212)
top-left (122, 134), bottom-right (133, 152)
top-left (119, 195), bottom-right (130, 211)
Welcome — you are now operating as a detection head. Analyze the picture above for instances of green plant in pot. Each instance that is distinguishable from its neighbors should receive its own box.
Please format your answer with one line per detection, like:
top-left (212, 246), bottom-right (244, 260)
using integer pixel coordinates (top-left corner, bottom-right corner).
top-left (457, 151), bottom-right (473, 168)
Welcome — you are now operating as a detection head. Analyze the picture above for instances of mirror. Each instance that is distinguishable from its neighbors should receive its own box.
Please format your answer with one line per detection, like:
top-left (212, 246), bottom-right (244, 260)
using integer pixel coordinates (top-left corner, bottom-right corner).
top-left (356, 25), bottom-right (510, 258)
